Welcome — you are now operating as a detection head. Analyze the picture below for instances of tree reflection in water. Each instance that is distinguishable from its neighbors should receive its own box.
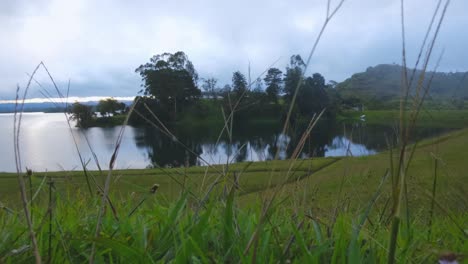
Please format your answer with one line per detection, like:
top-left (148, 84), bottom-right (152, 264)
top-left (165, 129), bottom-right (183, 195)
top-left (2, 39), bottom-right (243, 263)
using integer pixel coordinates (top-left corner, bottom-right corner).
top-left (131, 120), bottom-right (450, 168)
top-left (132, 121), bottom-right (337, 168)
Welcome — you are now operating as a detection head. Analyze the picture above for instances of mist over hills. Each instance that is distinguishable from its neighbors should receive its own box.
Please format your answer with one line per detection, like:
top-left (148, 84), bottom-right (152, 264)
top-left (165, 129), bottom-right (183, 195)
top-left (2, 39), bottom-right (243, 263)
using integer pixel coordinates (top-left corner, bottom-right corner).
top-left (337, 64), bottom-right (468, 105)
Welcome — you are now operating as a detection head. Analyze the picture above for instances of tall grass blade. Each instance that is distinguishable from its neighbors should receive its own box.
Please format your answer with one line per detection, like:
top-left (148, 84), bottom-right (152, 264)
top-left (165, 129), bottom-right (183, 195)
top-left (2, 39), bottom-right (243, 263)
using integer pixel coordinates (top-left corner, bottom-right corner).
top-left (90, 98), bottom-right (139, 263)
top-left (14, 64), bottom-right (43, 264)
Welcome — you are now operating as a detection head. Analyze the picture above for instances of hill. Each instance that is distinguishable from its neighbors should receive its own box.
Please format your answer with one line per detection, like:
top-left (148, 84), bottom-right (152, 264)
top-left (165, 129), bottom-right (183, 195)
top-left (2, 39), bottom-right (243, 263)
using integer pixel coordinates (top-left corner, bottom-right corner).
top-left (0, 100), bottom-right (133, 113)
top-left (337, 64), bottom-right (468, 109)
top-left (0, 102), bottom-right (68, 113)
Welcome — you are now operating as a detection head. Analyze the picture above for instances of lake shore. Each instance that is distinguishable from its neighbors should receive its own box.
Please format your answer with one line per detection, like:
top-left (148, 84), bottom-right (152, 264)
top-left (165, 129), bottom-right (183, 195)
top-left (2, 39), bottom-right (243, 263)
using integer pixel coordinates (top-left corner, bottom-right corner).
top-left (2, 125), bottom-right (466, 207)
top-left (1, 118), bottom-right (467, 263)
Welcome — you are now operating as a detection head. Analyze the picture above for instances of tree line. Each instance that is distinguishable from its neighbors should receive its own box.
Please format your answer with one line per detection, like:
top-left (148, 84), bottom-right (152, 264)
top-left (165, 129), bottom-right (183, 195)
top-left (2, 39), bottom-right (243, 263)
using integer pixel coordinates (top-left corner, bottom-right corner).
top-left (69, 51), bottom-right (343, 128)
top-left (69, 98), bottom-right (127, 128)
top-left (130, 51), bottom-right (339, 127)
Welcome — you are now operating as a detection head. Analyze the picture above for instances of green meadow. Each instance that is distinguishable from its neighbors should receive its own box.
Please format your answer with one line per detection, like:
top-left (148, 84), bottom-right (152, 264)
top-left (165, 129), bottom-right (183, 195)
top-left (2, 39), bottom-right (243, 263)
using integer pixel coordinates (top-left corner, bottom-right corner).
top-left (341, 110), bottom-right (468, 128)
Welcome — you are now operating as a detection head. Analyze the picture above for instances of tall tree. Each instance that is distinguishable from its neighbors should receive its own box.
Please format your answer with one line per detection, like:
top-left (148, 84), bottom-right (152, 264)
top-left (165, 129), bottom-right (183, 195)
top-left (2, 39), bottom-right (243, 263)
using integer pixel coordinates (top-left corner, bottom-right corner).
top-left (253, 78), bottom-right (263, 92)
top-left (97, 98), bottom-right (125, 117)
top-left (232, 71), bottom-right (248, 98)
top-left (327, 80), bottom-right (338, 89)
top-left (283, 55), bottom-right (305, 103)
top-left (135, 51), bottom-right (201, 120)
top-left (264, 68), bottom-right (283, 103)
top-left (201, 77), bottom-right (218, 99)
top-left (222, 84), bottom-right (232, 93)
top-left (297, 73), bottom-right (329, 116)
top-left (69, 102), bottom-right (94, 128)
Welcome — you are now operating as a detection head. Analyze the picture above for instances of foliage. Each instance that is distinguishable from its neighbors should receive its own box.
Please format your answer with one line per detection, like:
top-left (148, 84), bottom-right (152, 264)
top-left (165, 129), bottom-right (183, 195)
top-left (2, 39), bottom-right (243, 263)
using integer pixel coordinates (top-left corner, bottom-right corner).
top-left (283, 55), bottom-right (305, 104)
top-left (201, 77), bottom-right (218, 99)
top-left (231, 71), bottom-right (248, 98)
top-left (96, 98), bottom-right (126, 117)
top-left (130, 51), bottom-right (346, 126)
top-left (264, 67), bottom-right (283, 103)
top-left (1, 118), bottom-right (468, 263)
top-left (1, 192), bottom-right (465, 263)
top-left (68, 102), bottom-right (94, 128)
top-left (135, 51), bottom-right (201, 121)
top-left (128, 96), bottom-right (165, 125)
top-left (297, 73), bottom-right (330, 117)
top-left (337, 64), bottom-right (468, 109)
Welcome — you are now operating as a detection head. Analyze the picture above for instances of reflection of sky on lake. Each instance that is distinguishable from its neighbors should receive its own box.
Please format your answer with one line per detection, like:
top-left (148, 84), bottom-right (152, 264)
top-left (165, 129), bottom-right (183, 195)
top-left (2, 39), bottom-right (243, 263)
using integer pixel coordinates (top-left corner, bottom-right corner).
top-left (196, 134), bottom-right (290, 165)
top-left (196, 135), bottom-right (376, 165)
top-left (325, 136), bottom-right (377, 157)
top-left (0, 113), bottom-right (424, 172)
top-left (0, 113), bottom-right (149, 172)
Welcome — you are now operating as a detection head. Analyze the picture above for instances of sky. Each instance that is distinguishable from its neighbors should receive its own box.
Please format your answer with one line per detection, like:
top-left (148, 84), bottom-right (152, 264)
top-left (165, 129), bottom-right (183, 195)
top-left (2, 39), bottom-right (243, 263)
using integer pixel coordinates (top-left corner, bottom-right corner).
top-left (1, 0), bottom-right (467, 100)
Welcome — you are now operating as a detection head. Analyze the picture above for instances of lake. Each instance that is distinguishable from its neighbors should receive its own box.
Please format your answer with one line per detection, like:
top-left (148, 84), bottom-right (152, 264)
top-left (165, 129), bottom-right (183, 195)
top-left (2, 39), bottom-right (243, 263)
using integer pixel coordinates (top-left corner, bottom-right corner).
top-left (0, 112), bottom-right (448, 172)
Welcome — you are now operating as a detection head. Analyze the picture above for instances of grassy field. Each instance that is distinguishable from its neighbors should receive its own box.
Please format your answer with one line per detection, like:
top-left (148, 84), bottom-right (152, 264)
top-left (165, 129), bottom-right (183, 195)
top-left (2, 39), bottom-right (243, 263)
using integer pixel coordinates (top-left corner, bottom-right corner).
top-left (241, 126), bottom-right (468, 212)
top-left (0, 158), bottom-right (340, 206)
top-left (340, 110), bottom-right (468, 128)
top-left (1, 124), bottom-right (467, 262)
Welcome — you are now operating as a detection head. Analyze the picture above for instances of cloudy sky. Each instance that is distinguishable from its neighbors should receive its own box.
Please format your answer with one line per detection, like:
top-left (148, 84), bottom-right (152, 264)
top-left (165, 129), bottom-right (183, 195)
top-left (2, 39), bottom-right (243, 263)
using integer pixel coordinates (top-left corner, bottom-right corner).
top-left (1, 0), bottom-right (467, 99)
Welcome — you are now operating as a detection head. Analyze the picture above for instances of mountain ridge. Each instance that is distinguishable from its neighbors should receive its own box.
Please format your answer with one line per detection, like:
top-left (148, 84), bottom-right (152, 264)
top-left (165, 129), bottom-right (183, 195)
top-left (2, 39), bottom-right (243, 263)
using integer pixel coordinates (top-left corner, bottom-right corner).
top-left (336, 64), bottom-right (468, 104)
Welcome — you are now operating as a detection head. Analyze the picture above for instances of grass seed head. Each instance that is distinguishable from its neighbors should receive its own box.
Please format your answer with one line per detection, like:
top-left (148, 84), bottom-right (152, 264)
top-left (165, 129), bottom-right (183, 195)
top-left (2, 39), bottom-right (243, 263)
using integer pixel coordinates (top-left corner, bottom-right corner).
top-left (150, 184), bottom-right (159, 194)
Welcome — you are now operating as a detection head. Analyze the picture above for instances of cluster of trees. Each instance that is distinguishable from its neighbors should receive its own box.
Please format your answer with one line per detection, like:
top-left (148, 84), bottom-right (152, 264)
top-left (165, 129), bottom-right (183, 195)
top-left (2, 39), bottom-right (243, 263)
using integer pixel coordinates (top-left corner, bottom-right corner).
top-left (97, 98), bottom-right (126, 117)
top-left (132, 51), bottom-right (338, 126)
top-left (69, 102), bottom-right (95, 128)
top-left (69, 98), bottom-right (128, 128)
top-left (134, 52), bottom-right (201, 121)
top-left (71, 51), bottom-right (345, 128)
top-left (71, 58), bottom-right (468, 128)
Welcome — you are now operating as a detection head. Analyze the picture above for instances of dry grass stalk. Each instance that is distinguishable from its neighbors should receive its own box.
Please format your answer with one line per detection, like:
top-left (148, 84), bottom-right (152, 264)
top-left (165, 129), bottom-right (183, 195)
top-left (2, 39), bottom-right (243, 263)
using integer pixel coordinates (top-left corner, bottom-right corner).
top-left (89, 97), bottom-right (139, 263)
top-left (14, 63), bottom-right (43, 264)
top-left (243, 0), bottom-right (345, 257)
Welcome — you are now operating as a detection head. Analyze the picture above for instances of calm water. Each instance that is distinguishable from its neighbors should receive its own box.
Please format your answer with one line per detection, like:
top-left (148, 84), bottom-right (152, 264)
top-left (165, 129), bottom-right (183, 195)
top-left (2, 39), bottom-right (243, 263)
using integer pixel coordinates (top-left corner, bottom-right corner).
top-left (0, 112), bottom-right (449, 172)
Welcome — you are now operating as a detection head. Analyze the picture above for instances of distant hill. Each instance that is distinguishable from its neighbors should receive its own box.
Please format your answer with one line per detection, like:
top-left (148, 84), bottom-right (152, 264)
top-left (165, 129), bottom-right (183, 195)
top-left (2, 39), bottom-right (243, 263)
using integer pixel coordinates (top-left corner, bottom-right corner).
top-left (0, 101), bottom-right (132, 113)
top-left (0, 102), bottom-right (69, 113)
top-left (337, 64), bottom-right (468, 108)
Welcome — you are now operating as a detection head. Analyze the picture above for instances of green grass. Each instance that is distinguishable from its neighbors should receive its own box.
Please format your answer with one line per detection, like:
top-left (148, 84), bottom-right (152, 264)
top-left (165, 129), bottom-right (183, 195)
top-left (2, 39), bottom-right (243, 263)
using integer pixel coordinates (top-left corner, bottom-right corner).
top-left (1, 192), bottom-right (465, 263)
top-left (241, 127), bottom-right (468, 213)
top-left (340, 110), bottom-right (468, 128)
top-left (0, 158), bottom-right (339, 206)
top-left (1, 128), bottom-right (467, 262)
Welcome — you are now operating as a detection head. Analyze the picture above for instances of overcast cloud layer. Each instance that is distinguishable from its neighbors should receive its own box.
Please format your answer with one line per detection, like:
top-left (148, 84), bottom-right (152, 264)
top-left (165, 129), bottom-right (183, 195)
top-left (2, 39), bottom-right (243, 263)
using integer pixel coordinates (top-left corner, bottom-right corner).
top-left (1, 0), bottom-right (467, 99)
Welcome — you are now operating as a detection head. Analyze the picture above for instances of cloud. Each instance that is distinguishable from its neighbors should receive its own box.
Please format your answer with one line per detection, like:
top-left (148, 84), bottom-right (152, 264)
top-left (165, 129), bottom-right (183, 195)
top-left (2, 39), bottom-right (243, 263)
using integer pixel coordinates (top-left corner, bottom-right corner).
top-left (0, 0), bottom-right (466, 99)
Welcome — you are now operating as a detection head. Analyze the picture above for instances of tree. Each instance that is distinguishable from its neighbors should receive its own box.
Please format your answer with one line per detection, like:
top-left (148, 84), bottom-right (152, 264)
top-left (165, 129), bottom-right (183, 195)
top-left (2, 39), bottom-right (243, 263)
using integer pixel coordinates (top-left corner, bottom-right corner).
top-left (327, 80), bottom-right (338, 89)
top-left (253, 78), bottom-right (263, 92)
top-left (201, 77), bottom-right (218, 99)
top-left (69, 102), bottom-right (94, 128)
top-left (297, 73), bottom-right (330, 117)
top-left (97, 98), bottom-right (126, 117)
top-left (135, 51), bottom-right (201, 120)
top-left (283, 55), bottom-right (305, 103)
top-left (250, 78), bottom-right (267, 103)
top-left (264, 68), bottom-right (283, 103)
top-left (232, 71), bottom-right (247, 97)
top-left (221, 84), bottom-right (231, 93)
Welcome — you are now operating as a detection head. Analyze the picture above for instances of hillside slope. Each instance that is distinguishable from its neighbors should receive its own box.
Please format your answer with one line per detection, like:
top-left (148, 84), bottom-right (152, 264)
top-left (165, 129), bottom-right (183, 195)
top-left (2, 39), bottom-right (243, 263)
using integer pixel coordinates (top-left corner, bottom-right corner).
top-left (337, 64), bottom-right (468, 108)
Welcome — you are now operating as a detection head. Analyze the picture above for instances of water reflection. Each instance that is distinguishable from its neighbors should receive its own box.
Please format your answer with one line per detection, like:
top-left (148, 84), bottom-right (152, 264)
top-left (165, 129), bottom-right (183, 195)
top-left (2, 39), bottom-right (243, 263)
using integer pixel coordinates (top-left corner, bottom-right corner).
top-left (132, 121), bottom-right (378, 168)
top-left (0, 113), bottom-right (454, 172)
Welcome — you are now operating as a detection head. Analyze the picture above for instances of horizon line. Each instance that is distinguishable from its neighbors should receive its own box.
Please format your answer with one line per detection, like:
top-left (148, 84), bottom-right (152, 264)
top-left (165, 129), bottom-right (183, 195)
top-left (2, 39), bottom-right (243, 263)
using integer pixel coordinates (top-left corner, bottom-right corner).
top-left (0, 96), bottom-right (136, 104)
